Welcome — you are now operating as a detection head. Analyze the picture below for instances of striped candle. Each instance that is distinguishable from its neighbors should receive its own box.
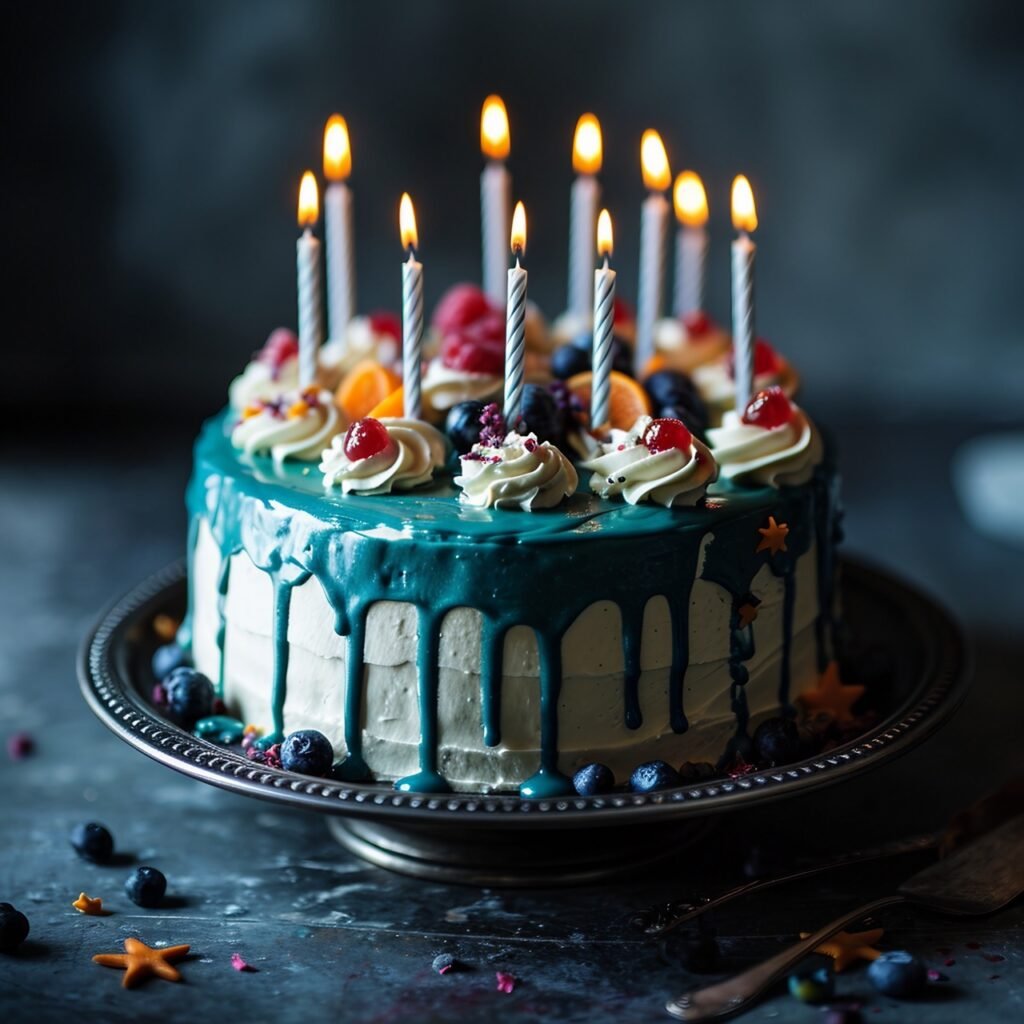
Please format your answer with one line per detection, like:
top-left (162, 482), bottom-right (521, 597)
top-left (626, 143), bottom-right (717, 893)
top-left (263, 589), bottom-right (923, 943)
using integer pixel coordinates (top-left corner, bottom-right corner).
top-left (635, 130), bottom-right (671, 377)
top-left (504, 201), bottom-right (528, 431)
top-left (730, 175), bottom-right (758, 413)
top-left (591, 209), bottom-right (616, 432)
top-left (296, 171), bottom-right (323, 390)
top-left (399, 192), bottom-right (423, 420)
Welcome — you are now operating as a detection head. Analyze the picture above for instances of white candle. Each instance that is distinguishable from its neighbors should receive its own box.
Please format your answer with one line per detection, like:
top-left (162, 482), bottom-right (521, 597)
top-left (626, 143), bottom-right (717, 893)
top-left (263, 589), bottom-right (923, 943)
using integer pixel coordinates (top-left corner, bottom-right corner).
top-left (568, 114), bottom-right (602, 321)
top-left (731, 175), bottom-right (758, 413)
top-left (323, 115), bottom-right (356, 342)
top-left (591, 209), bottom-right (616, 433)
top-left (635, 130), bottom-right (671, 377)
top-left (672, 171), bottom-right (709, 318)
top-left (504, 201), bottom-right (528, 431)
top-left (480, 95), bottom-right (511, 307)
top-left (296, 171), bottom-right (323, 390)
top-left (399, 193), bottom-right (423, 420)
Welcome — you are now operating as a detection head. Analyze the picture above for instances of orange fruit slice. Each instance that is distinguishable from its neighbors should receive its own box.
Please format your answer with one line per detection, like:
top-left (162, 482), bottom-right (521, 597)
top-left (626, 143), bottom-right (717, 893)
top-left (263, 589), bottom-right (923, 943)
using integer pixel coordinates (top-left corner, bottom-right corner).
top-left (335, 361), bottom-right (401, 422)
top-left (367, 385), bottom-right (405, 419)
top-left (566, 370), bottom-right (652, 431)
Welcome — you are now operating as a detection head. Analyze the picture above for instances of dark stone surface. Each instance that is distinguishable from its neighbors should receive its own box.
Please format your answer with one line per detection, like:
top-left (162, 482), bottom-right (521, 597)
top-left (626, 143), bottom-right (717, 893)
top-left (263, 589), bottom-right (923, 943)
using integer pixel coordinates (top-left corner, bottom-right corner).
top-left (1, 417), bottom-right (1022, 1021)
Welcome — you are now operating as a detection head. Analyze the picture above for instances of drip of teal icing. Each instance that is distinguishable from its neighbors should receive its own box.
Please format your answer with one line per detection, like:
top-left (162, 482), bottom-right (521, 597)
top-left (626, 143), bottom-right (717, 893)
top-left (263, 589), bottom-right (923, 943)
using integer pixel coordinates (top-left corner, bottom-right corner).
top-left (215, 555), bottom-right (231, 697)
top-left (779, 570), bottom-right (796, 713)
top-left (187, 411), bottom-right (839, 792)
top-left (813, 469), bottom-right (841, 671)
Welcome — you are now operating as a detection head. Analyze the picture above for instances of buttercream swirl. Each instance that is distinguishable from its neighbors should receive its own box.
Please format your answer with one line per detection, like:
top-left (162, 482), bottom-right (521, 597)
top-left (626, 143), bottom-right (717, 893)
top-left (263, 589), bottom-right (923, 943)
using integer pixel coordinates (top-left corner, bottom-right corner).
top-left (231, 389), bottom-right (342, 465)
top-left (707, 406), bottom-right (823, 487)
top-left (421, 360), bottom-right (503, 413)
top-left (581, 416), bottom-right (718, 507)
top-left (320, 419), bottom-right (447, 494)
top-left (456, 432), bottom-right (578, 511)
top-left (693, 354), bottom-right (797, 413)
top-left (229, 354), bottom-right (300, 410)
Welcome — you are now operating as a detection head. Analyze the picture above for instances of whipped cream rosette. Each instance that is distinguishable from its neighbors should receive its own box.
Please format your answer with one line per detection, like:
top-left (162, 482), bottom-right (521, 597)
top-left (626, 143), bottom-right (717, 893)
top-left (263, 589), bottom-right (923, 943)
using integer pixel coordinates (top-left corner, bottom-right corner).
top-left (581, 415), bottom-right (718, 507)
top-left (318, 313), bottom-right (402, 391)
top-left (320, 416), bottom-right (447, 495)
top-left (228, 328), bottom-right (301, 410)
top-left (456, 432), bottom-right (578, 511)
top-left (653, 311), bottom-right (730, 373)
top-left (232, 388), bottom-right (342, 464)
top-left (707, 386), bottom-right (823, 487)
top-left (693, 338), bottom-right (799, 425)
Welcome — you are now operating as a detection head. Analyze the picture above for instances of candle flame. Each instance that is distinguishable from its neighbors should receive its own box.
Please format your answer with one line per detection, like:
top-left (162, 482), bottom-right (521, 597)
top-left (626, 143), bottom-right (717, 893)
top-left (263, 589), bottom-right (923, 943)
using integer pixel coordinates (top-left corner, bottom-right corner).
top-left (731, 175), bottom-right (758, 233)
top-left (597, 208), bottom-right (613, 258)
top-left (480, 95), bottom-right (510, 160)
top-left (640, 130), bottom-right (671, 191)
top-left (297, 171), bottom-right (319, 228)
top-left (399, 192), bottom-right (418, 251)
top-left (572, 113), bottom-right (602, 174)
top-left (323, 114), bottom-right (351, 181)
top-left (674, 171), bottom-right (708, 227)
top-left (510, 200), bottom-right (526, 255)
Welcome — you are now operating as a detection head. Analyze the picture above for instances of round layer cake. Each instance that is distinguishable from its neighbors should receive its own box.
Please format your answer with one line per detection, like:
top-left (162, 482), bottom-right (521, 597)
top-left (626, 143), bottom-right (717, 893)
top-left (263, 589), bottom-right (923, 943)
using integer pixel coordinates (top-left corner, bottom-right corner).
top-left (182, 410), bottom-right (840, 796)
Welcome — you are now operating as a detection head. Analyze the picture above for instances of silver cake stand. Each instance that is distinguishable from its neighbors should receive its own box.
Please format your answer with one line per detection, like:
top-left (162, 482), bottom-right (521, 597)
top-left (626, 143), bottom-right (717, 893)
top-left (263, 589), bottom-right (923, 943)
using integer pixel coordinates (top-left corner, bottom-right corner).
top-left (79, 558), bottom-right (969, 886)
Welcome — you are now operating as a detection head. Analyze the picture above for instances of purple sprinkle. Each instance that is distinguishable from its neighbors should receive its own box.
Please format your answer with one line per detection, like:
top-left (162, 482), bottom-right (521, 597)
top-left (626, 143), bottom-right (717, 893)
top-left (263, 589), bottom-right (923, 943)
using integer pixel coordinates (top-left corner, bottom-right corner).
top-left (478, 403), bottom-right (507, 448)
top-left (928, 969), bottom-right (948, 982)
top-left (151, 683), bottom-right (167, 706)
top-left (943, 958), bottom-right (955, 967)
top-left (982, 953), bottom-right (1005, 963)
top-left (231, 952), bottom-right (256, 972)
top-left (6, 732), bottom-right (34, 761)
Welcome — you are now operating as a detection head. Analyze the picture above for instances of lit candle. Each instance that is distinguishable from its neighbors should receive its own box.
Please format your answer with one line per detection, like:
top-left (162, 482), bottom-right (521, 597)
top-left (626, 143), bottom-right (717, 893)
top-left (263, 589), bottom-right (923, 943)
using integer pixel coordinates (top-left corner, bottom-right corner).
top-left (399, 192), bottom-right (423, 420)
top-left (635, 129), bottom-right (671, 377)
top-left (296, 170), bottom-right (323, 390)
top-left (591, 209), bottom-right (617, 433)
top-left (323, 114), bottom-right (356, 343)
top-left (672, 170), bottom-right (709, 319)
top-left (568, 113), bottom-right (602, 322)
top-left (504, 201), bottom-right (528, 431)
top-left (731, 174), bottom-right (758, 413)
top-left (480, 95), bottom-right (511, 307)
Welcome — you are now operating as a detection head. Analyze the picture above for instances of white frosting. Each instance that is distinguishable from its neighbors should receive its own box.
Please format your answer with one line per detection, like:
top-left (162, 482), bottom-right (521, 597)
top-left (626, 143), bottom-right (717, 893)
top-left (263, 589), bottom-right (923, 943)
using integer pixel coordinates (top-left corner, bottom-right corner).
top-left (231, 390), bottom-right (341, 464)
top-left (456, 432), bottom-right (579, 511)
top-left (421, 360), bottom-right (502, 413)
top-left (320, 418), bottom-right (447, 494)
top-left (582, 416), bottom-right (718, 507)
top-left (707, 406), bottom-right (824, 487)
top-left (653, 317), bottom-right (730, 372)
top-left (693, 355), bottom-right (795, 409)
top-left (229, 355), bottom-right (300, 411)
top-left (319, 316), bottom-right (401, 390)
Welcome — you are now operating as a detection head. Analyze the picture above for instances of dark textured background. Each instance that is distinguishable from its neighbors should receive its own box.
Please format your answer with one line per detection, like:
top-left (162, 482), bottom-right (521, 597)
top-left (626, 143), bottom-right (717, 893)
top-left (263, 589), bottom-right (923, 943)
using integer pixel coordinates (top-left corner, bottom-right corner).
top-left (5, 0), bottom-right (1024, 429)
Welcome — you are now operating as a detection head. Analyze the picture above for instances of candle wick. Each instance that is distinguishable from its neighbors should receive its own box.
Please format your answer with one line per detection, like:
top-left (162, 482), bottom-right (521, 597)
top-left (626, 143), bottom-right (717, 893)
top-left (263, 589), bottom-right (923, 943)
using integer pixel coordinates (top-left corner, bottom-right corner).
top-left (603, 256), bottom-right (609, 271)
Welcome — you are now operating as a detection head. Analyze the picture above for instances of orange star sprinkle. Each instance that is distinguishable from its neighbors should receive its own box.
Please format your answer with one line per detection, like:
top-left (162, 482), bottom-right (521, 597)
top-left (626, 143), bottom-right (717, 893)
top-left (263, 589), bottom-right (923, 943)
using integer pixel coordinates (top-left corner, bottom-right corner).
top-left (798, 660), bottom-right (866, 725)
top-left (799, 927), bottom-right (884, 972)
top-left (287, 398), bottom-right (310, 419)
top-left (93, 937), bottom-right (191, 988)
top-left (736, 598), bottom-right (761, 629)
top-left (73, 892), bottom-right (108, 916)
top-left (756, 516), bottom-right (789, 555)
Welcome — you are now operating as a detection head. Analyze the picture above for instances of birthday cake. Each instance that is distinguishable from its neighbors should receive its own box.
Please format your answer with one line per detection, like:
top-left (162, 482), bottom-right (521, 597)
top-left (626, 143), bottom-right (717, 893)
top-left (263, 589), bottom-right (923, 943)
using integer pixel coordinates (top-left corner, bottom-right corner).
top-left (170, 105), bottom-right (854, 798)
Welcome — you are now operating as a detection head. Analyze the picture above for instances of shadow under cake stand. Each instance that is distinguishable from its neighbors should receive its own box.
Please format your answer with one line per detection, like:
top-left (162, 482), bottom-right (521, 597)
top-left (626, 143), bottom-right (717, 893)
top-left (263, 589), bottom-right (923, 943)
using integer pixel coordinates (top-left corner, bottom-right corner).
top-left (79, 558), bottom-right (969, 887)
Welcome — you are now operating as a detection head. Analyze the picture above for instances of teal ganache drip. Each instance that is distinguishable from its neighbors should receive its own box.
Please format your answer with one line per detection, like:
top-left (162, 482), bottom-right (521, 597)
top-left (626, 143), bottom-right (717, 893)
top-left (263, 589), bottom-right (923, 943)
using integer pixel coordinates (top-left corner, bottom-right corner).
top-left (813, 468), bottom-right (842, 671)
top-left (779, 570), bottom-right (796, 713)
top-left (186, 411), bottom-right (839, 793)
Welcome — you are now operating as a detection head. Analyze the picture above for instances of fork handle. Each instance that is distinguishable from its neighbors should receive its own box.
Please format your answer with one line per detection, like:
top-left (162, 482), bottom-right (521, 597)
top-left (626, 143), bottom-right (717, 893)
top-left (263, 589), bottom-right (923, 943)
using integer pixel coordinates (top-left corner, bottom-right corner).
top-left (665, 894), bottom-right (905, 1021)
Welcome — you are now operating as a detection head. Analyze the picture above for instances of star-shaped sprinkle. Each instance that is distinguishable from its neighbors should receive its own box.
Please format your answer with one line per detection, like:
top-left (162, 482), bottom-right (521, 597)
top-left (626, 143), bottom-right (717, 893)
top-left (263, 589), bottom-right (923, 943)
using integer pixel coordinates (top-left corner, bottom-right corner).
top-left (797, 661), bottom-right (866, 725)
top-left (92, 937), bottom-right (190, 988)
top-left (736, 595), bottom-right (761, 629)
top-left (496, 971), bottom-right (517, 993)
top-left (756, 516), bottom-right (789, 555)
top-left (799, 927), bottom-right (884, 972)
top-left (73, 892), bottom-right (108, 916)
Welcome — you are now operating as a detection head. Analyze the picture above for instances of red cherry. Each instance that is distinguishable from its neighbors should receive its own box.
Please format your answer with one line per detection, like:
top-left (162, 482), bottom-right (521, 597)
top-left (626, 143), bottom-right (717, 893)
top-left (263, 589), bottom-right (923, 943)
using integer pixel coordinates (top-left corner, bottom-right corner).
top-left (741, 386), bottom-right (794, 429)
top-left (343, 417), bottom-right (393, 461)
top-left (259, 328), bottom-right (299, 370)
top-left (368, 310), bottom-right (402, 341)
top-left (432, 284), bottom-right (495, 335)
top-left (440, 309), bottom-right (506, 375)
top-left (683, 311), bottom-right (712, 338)
top-left (728, 338), bottom-right (780, 379)
top-left (642, 417), bottom-right (693, 455)
top-left (613, 296), bottom-right (634, 326)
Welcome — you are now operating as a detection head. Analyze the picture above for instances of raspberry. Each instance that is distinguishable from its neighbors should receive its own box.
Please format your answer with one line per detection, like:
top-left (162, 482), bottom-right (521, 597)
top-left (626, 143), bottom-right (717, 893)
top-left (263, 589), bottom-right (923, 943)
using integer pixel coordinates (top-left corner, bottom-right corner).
top-left (432, 283), bottom-right (495, 335)
top-left (741, 386), bottom-right (794, 429)
top-left (613, 296), bottom-right (634, 326)
top-left (259, 328), bottom-right (299, 373)
top-left (642, 417), bottom-right (693, 455)
top-left (368, 310), bottom-right (401, 341)
top-left (728, 338), bottom-right (780, 379)
top-left (440, 309), bottom-right (506, 376)
top-left (343, 418), bottom-right (393, 461)
top-left (683, 310), bottom-right (712, 338)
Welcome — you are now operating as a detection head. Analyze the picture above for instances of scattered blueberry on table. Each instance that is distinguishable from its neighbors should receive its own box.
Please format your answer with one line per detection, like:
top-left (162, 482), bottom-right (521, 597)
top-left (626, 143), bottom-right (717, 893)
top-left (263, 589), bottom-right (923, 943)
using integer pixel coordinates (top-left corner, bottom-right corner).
top-left (0, 903), bottom-right (29, 952)
top-left (162, 667), bottom-right (215, 727)
top-left (629, 760), bottom-right (681, 793)
top-left (432, 953), bottom-right (457, 975)
top-left (125, 866), bottom-right (167, 909)
top-left (151, 642), bottom-right (188, 681)
top-left (70, 822), bottom-right (114, 864)
top-left (572, 763), bottom-right (614, 796)
top-left (280, 730), bottom-right (334, 777)
top-left (868, 950), bottom-right (927, 997)
top-left (752, 716), bottom-right (801, 766)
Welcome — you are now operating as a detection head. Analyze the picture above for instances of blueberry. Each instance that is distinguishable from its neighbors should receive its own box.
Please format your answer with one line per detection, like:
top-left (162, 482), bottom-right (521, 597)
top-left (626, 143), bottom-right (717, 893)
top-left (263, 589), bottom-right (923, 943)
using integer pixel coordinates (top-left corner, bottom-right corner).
top-left (645, 369), bottom-right (699, 409)
top-left (572, 763), bottom-right (614, 796)
top-left (518, 384), bottom-right (563, 445)
top-left (630, 760), bottom-right (681, 793)
top-left (445, 400), bottom-right (486, 454)
top-left (162, 667), bottom-right (215, 728)
top-left (659, 401), bottom-right (709, 440)
top-left (280, 730), bottom-right (334, 777)
top-left (788, 965), bottom-right (834, 1003)
top-left (432, 953), bottom-right (457, 974)
top-left (151, 642), bottom-right (188, 681)
top-left (70, 822), bottom-right (114, 864)
top-left (0, 903), bottom-right (29, 953)
top-left (551, 342), bottom-right (591, 380)
top-left (125, 866), bottom-right (166, 908)
top-left (678, 761), bottom-right (716, 783)
top-left (753, 717), bottom-right (801, 767)
top-left (868, 950), bottom-right (927, 998)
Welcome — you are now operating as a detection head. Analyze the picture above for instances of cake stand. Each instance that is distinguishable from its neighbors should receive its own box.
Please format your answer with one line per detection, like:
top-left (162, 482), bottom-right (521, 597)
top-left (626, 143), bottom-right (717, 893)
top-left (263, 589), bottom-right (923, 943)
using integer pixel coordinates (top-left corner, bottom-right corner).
top-left (79, 558), bottom-right (969, 886)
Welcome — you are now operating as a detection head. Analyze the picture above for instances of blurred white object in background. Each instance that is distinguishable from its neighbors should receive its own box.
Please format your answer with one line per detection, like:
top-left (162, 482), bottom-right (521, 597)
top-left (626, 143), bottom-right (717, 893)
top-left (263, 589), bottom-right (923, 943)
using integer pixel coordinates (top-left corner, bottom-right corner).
top-left (953, 432), bottom-right (1024, 549)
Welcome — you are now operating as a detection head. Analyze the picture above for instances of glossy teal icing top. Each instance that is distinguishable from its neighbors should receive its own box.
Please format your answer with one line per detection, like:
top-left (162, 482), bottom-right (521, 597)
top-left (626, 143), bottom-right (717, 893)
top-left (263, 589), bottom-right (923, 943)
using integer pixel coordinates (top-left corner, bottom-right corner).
top-left (183, 411), bottom-right (841, 797)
